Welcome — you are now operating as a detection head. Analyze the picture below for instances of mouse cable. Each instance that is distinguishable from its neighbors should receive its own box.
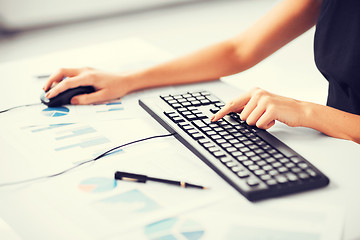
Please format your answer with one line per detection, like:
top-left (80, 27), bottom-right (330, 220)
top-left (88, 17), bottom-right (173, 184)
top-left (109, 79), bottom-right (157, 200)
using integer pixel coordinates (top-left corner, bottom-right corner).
top-left (0, 132), bottom-right (176, 187)
top-left (0, 103), bottom-right (42, 114)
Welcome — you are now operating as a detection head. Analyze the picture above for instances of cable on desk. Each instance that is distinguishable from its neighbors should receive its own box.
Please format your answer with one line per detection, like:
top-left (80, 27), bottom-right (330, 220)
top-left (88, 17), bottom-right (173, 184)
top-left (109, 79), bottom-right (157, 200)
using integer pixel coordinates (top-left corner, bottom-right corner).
top-left (0, 132), bottom-right (176, 187)
top-left (0, 103), bottom-right (41, 114)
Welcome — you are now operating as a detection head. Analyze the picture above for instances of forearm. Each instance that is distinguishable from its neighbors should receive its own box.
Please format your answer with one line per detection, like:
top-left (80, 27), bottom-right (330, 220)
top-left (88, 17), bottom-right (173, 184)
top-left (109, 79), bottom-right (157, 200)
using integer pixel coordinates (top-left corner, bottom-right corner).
top-left (128, 0), bottom-right (322, 92)
top-left (128, 40), bottom-right (243, 91)
top-left (302, 102), bottom-right (360, 143)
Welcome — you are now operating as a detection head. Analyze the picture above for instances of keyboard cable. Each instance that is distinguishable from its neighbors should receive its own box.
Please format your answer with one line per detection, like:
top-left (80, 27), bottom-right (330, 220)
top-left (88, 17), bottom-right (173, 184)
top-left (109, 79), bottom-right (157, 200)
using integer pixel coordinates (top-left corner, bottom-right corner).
top-left (0, 132), bottom-right (176, 187)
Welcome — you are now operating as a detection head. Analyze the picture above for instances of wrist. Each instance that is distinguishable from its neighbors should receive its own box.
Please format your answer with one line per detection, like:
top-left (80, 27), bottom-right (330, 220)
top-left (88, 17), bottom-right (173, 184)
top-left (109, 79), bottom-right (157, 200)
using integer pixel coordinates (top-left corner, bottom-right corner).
top-left (298, 101), bottom-right (317, 128)
top-left (120, 70), bottom-right (148, 94)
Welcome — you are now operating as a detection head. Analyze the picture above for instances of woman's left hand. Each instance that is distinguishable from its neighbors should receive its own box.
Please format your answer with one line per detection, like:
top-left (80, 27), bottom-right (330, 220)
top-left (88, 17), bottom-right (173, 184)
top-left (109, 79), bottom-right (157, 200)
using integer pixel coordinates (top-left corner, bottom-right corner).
top-left (211, 88), bottom-right (307, 129)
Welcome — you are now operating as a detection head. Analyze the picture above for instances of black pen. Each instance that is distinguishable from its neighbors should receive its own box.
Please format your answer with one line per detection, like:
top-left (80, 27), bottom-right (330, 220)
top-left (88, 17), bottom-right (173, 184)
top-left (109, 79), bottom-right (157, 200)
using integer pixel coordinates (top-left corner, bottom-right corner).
top-left (114, 171), bottom-right (208, 190)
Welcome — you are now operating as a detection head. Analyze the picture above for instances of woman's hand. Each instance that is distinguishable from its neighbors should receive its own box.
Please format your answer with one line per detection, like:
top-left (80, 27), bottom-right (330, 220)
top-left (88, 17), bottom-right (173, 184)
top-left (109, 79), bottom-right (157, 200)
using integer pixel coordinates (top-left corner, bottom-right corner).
top-left (211, 88), bottom-right (307, 129)
top-left (43, 67), bottom-right (134, 105)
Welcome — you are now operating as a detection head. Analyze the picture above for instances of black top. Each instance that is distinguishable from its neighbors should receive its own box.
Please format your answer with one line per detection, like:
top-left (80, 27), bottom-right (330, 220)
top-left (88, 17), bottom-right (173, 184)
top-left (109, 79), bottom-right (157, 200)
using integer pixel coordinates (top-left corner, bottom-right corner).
top-left (314, 0), bottom-right (360, 115)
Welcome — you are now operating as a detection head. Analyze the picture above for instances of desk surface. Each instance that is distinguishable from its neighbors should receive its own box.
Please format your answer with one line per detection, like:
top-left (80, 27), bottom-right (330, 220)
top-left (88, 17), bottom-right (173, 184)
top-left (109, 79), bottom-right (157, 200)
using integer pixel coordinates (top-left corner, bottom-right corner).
top-left (0, 1), bottom-right (359, 239)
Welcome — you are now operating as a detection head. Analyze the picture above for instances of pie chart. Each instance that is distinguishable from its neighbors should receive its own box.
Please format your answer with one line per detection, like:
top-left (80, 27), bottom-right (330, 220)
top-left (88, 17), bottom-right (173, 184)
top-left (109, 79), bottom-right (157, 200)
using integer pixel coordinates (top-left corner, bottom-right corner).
top-left (42, 107), bottom-right (69, 117)
top-left (79, 177), bottom-right (117, 193)
top-left (145, 217), bottom-right (205, 240)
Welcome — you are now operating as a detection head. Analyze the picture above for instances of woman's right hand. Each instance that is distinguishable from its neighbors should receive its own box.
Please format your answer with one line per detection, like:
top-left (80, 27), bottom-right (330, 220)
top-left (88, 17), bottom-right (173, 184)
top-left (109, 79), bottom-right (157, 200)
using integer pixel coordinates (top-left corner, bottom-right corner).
top-left (42, 67), bottom-right (135, 105)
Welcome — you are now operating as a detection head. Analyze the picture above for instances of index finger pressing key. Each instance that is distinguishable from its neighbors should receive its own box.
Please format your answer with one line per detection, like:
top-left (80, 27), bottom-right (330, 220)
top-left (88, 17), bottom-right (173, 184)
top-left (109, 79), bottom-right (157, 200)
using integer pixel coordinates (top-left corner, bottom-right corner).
top-left (211, 93), bottom-right (252, 122)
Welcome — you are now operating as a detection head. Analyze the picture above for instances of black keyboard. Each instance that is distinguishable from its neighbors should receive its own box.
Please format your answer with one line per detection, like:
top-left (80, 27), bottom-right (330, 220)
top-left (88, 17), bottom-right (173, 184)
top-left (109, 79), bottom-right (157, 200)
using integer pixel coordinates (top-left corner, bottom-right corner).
top-left (139, 91), bottom-right (329, 201)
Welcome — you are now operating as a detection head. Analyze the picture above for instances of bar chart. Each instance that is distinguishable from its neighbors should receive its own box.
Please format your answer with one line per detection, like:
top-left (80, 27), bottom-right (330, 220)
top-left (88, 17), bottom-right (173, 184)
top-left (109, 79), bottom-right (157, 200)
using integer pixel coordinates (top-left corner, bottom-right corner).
top-left (95, 101), bottom-right (124, 113)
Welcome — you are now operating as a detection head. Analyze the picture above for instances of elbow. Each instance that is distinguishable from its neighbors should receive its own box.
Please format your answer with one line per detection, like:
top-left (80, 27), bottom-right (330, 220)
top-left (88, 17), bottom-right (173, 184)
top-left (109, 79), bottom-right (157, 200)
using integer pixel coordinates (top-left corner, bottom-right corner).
top-left (226, 37), bottom-right (259, 73)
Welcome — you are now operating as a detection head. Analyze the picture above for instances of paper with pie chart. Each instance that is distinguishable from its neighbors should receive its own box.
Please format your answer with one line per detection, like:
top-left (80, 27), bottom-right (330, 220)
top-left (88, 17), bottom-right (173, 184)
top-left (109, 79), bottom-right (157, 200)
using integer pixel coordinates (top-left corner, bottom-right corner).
top-left (2, 99), bottom-right (132, 126)
top-left (29, 146), bottom-right (224, 238)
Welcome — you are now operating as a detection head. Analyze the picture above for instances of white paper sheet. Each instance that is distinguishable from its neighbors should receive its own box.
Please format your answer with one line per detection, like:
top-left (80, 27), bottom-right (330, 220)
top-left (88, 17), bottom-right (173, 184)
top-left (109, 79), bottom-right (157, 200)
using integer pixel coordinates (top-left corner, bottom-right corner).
top-left (0, 217), bottom-right (21, 240)
top-left (0, 140), bottom-right (227, 239)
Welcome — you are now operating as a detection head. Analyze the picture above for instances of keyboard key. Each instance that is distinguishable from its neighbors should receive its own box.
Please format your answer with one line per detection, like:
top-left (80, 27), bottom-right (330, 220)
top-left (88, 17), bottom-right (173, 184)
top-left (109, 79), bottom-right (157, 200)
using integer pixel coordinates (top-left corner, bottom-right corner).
top-left (206, 95), bottom-right (221, 103)
top-left (201, 99), bottom-right (211, 105)
top-left (229, 139), bottom-right (240, 144)
top-left (272, 162), bottom-right (282, 168)
top-left (279, 158), bottom-right (289, 164)
top-left (257, 160), bottom-right (267, 166)
top-left (285, 162), bottom-right (295, 168)
top-left (248, 165), bottom-right (260, 171)
top-left (220, 156), bottom-right (232, 163)
top-left (210, 135), bottom-right (221, 140)
top-left (231, 166), bottom-right (243, 172)
top-left (262, 164), bottom-right (272, 171)
top-left (203, 142), bottom-right (214, 148)
top-left (266, 157), bottom-right (276, 163)
top-left (173, 95), bottom-right (182, 99)
top-left (291, 167), bottom-right (302, 173)
top-left (172, 103), bottom-right (182, 108)
top-left (231, 151), bottom-right (243, 157)
top-left (291, 156), bottom-right (302, 163)
top-left (172, 116), bottom-right (185, 123)
top-left (250, 155), bottom-right (261, 161)
top-left (221, 143), bottom-right (232, 148)
top-left (254, 169), bottom-right (266, 176)
top-left (286, 173), bottom-right (298, 182)
top-left (306, 169), bottom-right (318, 178)
top-left (193, 120), bottom-right (206, 128)
top-left (226, 147), bottom-right (237, 152)
top-left (278, 166), bottom-right (288, 173)
top-left (259, 153), bottom-right (270, 159)
top-left (298, 163), bottom-right (309, 169)
top-left (266, 179), bottom-right (277, 186)
top-left (206, 131), bottom-right (217, 136)
top-left (245, 151), bottom-right (256, 157)
top-left (243, 160), bottom-right (254, 166)
top-left (275, 175), bottom-right (288, 184)
top-left (226, 161), bottom-right (238, 167)
top-left (247, 178), bottom-right (260, 187)
top-left (215, 139), bottom-right (227, 144)
top-left (186, 114), bottom-right (197, 121)
top-left (213, 151), bottom-right (226, 158)
top-left (237, 171), bottom-right (249, 178)
top-left (192, 133), bottom-right (204, 140)
top-left (187, 129), bottom-right (198, 135)
top-left (299, 172), bottom-right (310, 180)
top-left (236, 155), bottom-right (248, 161)
top-left (260, 174), bottom-right (272, 181)
top-left (198, 139), bottom-right (210, 145)
top-left (268, 170), bottom-right (279, 176)
top-left (182, 125), bottom-right (193, 131)
top-left (208, 146), bottom-right (220, 152)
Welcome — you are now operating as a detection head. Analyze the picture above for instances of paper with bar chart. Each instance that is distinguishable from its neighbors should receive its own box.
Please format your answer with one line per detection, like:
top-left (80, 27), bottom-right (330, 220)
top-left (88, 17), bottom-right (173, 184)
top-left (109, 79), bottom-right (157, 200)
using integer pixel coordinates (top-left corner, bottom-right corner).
top-left (1, 116), bottom-right (171, 174)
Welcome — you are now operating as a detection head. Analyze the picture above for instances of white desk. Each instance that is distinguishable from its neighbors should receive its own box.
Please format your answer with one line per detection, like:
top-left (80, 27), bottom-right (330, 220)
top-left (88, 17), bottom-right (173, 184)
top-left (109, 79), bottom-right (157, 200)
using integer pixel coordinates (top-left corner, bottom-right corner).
top-left (0, 1), bottom-right (359, 239)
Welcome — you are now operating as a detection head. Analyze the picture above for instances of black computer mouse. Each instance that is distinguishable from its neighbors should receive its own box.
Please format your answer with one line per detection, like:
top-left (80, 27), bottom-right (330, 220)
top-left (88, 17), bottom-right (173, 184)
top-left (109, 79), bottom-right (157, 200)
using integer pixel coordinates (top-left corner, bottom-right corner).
top-left (40, 86), bottom-right (95, 107)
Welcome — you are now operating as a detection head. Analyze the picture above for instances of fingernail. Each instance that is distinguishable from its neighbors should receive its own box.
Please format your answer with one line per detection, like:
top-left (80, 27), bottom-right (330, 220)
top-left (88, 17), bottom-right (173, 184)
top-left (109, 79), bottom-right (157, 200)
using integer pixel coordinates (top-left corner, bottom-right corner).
top-left (211, 115), bottom-right (215, 122)
top-left (71, 98), bottom-right (79, 105)
top-left (45, 92), bottom-right (51, 98)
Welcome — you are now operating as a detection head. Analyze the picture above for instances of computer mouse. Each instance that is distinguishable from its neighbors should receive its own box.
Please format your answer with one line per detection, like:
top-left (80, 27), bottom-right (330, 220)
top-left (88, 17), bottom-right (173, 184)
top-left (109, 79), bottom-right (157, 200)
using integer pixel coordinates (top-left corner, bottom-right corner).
top-left (40, 86), bottom-right (95, 107)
